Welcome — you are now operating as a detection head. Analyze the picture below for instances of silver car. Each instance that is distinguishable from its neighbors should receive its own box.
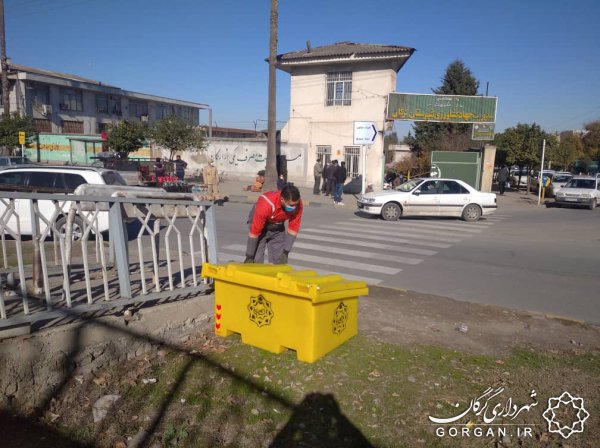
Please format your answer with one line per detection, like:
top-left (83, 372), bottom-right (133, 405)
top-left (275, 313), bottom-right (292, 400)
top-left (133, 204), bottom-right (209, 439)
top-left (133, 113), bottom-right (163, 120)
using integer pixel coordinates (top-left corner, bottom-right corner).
top-left (554, 176), bottom-right (600, 209)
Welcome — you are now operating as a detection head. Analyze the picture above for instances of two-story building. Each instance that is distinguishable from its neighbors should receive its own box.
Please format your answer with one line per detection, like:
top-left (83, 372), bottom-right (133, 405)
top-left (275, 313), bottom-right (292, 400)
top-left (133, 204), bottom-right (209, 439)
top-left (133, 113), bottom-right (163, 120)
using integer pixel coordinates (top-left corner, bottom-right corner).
top-left (1, 63), bottom-right (211, 163)
top-left (276, 41), bottom-right (414, 189)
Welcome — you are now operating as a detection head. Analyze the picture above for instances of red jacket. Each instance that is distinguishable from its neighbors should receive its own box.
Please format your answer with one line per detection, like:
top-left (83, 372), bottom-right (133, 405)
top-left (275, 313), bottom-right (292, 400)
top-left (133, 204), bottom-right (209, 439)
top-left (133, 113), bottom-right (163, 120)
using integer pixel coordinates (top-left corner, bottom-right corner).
top-left (249, 190), bottom-right (303, 236)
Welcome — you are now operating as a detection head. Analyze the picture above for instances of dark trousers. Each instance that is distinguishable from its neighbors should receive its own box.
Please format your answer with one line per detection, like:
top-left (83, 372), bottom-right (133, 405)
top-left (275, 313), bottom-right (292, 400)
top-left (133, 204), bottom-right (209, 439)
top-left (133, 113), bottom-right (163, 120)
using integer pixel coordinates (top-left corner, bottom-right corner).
top-left (254, 228), bottom-right (287, 264)
top-left (313, 176), bottom-right (321, 194)
top-left (499, 181), bottom-right (506, 195)
top-left (321, 177), bottom-right (328, 193)
top-left (326, 178), bottom-right (335, 195)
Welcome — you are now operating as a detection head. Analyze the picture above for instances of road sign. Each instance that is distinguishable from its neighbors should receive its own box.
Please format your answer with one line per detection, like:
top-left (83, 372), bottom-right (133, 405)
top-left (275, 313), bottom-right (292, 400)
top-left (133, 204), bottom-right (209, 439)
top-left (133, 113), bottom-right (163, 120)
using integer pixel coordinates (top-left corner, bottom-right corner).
top-left (18, 131), bottom-right (25, 145)
top-left (387, 93), bottom-right (497, 123)
top-left (472, 123), bottom-right (495, 141)
top-left (353, 121), bottom-right (377, 145)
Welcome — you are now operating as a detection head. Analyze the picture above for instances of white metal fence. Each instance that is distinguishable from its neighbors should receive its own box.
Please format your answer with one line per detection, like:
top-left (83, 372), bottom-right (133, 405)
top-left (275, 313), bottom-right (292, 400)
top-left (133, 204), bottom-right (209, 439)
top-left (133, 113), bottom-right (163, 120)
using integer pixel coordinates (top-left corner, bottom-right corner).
top-left (0, 188), bottom-right (217, 333)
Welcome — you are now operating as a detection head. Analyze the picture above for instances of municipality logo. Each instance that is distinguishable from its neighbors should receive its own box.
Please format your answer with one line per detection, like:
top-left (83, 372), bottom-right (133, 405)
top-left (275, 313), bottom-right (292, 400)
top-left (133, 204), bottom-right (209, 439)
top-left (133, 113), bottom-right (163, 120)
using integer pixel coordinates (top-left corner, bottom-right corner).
top-left (542, 391), bottom-right (590, 439)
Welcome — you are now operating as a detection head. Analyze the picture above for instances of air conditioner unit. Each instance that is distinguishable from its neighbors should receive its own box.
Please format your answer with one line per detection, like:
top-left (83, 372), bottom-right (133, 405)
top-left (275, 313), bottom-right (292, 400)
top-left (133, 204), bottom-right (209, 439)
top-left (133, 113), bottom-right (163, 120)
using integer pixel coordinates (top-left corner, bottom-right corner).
top-left (140, 114), bottom-right (148, 122)
top-left (42, 104), bottom-right (52, 115)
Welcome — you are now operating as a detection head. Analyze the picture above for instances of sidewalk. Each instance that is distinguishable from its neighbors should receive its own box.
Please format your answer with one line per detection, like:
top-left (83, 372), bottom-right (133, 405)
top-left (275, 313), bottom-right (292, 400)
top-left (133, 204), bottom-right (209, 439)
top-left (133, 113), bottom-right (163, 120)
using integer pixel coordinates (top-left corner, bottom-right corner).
top-left (200, 177), bottom-right (544, 209)
top-left (199, 178), bottom-right (355, 207)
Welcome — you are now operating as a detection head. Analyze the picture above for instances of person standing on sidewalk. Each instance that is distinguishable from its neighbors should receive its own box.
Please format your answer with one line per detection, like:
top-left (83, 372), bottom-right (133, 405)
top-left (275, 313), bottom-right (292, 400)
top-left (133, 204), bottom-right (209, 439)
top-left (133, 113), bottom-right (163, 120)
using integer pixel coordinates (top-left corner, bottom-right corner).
top-left (321, 161), bottom-right (331, 195)
top-left (313, 158), bottom-right (323, 195)
top-left (334, 161), bottom-right (347, 205)
top-left (327, 160), bottom-right (338, 197)
top-left (202, 160), bottom-right (220, 200)
top-left (174, 155), bottom-right (188, 181)
top-left (497, 165), bottom-right (509, 195)
top-left (245, 185), bottom-right (303, 264)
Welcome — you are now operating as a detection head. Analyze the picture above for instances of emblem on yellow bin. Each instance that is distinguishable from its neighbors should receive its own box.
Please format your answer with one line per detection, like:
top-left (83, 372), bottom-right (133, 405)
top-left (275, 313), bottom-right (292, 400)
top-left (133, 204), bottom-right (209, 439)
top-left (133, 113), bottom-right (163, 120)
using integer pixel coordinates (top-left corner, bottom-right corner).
top-left (248, 295), bottom-right (274, 327)
top-left (332, 302), bottom-right (349, 335)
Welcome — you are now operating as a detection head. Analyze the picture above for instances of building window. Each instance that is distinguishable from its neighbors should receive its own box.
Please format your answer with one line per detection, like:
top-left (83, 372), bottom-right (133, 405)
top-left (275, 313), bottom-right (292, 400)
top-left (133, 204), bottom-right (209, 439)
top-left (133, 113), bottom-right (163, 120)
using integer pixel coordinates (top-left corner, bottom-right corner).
top-left (62, 120), bottom-right (84, 134)
top-left (129, 100), bottom-right (148, 118)
top-left (316, 145), bottom-right (332, 165)
top-left (34, 118), bottom-right (52, 133)
top-left (96, 122), bottom-right (111, 134)
top-left (31, 83), bottom-right (50, 107)
top-left (96, 94), bottom-right (122, 115)
top-left (59, 88), bottom-right (83, 111)
top-left (156, 103), bottom-right (174, 120)
top-left (326, 72), bottom-right (352, 106)
top-left (344, 146), bottom-right (360, 178)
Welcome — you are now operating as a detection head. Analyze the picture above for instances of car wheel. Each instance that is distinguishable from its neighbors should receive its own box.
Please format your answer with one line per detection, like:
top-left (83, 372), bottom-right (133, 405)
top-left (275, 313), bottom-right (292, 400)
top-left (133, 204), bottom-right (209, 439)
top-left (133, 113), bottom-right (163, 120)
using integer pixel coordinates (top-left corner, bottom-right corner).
top-left (462, 204), bottom-right (482, 222)
top-left (381, 203), bottom-right (402, 221)
top-left (588, 199), bottom-right (597, 210)
top-left (56, 216), bottom-right (84, 241)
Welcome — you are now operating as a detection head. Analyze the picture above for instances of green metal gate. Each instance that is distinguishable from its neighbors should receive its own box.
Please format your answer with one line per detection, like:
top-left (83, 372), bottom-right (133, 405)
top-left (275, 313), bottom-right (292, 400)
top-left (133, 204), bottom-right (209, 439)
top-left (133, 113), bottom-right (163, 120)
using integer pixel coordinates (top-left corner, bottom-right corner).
top-left (430, 151), bottom-right (482, 189)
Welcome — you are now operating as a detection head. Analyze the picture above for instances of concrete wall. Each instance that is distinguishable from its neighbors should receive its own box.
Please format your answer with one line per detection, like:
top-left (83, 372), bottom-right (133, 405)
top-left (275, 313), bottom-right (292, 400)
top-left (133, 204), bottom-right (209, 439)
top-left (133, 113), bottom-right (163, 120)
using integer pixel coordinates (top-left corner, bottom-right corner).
top-left (280, 62), bottom-right (398, 190)
top-left (181, 138), bottom-right (310, 186)
top-left (0, 295), bottom-right (213, 412)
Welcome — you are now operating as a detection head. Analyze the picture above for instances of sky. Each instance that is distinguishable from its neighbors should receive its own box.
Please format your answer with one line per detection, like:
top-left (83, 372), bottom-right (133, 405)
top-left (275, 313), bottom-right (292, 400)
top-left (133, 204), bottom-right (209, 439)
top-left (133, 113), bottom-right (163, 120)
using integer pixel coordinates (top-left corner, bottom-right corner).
top-left (5, 0), bottom-right (600, 137)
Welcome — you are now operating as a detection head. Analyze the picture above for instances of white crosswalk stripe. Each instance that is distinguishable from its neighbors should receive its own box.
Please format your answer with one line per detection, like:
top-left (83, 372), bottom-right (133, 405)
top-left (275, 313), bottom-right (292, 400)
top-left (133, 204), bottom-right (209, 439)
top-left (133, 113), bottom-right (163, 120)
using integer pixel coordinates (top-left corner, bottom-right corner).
top-left (216, 214), bottom-right (508, 286)
top-left (331, 222), bottom-right (465, 242)
top-left (302, 227), bottom-right (452, 248)
top-left (298, 233), bottom-right (438, 256)
top-left (223, 244), bottom-right (402, 275)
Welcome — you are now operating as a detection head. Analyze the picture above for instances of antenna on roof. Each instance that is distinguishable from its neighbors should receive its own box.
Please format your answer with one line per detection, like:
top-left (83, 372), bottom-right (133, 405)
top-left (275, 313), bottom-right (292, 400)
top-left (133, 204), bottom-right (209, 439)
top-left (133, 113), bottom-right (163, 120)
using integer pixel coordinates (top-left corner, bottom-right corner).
top-left (306, 40), bottom-right (312, 52)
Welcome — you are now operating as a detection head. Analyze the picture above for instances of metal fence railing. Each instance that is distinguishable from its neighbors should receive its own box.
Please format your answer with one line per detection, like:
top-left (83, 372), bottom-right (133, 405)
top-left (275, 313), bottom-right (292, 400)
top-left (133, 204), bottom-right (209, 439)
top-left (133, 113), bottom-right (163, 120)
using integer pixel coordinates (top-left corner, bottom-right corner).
top-left (0, 187), bottom-right (217, 333)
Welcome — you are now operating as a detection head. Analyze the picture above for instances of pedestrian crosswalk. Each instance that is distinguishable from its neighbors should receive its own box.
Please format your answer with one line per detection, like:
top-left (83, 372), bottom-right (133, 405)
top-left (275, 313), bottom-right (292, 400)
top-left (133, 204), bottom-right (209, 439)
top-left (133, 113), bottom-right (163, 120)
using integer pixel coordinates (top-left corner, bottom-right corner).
top-left (217, 215), bottom-right (511, 286)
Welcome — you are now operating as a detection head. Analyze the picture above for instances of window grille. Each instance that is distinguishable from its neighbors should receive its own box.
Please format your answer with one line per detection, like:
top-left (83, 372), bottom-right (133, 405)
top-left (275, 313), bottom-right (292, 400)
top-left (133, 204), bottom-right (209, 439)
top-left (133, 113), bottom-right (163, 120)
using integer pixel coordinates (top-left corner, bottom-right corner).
top-left (316, 145), bottom-right (332, 165)
top-left (344, 146), bottom-right (360, 178)
top-left (62, 120), bottom-right (84, 134)
top-left (326, 72), bottom-right (352, 106)
top-left (33, 119), bottom-right (52, 133)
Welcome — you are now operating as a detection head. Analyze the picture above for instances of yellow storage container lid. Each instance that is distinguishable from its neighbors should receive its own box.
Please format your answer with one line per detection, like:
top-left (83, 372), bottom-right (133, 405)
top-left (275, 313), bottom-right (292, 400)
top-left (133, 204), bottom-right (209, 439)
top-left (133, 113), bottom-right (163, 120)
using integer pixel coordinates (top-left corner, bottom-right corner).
top-left (202, 263), bottom-right (368, 303)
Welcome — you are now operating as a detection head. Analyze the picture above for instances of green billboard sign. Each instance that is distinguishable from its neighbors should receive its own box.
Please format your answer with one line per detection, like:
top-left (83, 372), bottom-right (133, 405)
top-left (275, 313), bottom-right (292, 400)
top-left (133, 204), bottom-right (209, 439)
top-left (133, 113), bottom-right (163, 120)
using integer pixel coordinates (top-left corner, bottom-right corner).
top-left (387, 93), bottom-right (497, 123)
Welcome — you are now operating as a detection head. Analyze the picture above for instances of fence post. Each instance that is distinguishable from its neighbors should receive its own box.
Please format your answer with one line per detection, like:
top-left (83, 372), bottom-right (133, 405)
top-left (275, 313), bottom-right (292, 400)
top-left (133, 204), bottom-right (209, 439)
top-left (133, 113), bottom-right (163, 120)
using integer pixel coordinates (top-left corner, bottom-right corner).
top-left (204, 204), bottom-right (218, 264)
top-left (109, 201), bottom-right (131, 299)
top-left (30, 199), bottom-right (43, 297)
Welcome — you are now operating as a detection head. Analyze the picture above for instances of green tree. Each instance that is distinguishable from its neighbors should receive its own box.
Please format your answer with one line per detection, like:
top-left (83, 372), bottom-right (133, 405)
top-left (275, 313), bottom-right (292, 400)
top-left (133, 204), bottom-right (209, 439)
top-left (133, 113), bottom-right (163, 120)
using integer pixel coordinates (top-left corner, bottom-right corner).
top-left (494, 123), bottom-right (556, 192)
top-left (0, 113), bottom-right (35, 155)
top-left (554, 133), bottom-right (582, 170)
top-left (106, 120), bottom-right (147, 155)
top-left (150, 116), bottom-right (205, 161)
top-left (407, 60), bottom-right (480, 155)
top-left (582, 120), bottom-right (600, 159)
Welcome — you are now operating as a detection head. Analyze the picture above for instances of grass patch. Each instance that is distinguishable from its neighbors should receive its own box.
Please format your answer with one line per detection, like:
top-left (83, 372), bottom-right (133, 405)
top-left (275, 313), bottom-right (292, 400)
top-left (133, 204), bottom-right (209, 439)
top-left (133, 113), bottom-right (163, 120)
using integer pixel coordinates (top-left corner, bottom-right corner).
top-left (46, 334), bottom-right (599, 447)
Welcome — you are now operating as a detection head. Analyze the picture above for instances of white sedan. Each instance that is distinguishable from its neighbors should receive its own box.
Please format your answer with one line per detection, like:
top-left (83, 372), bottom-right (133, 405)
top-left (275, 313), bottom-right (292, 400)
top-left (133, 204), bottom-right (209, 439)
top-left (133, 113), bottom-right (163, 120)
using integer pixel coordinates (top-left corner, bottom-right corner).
top-left (357, 178), bottom-right (497, 222)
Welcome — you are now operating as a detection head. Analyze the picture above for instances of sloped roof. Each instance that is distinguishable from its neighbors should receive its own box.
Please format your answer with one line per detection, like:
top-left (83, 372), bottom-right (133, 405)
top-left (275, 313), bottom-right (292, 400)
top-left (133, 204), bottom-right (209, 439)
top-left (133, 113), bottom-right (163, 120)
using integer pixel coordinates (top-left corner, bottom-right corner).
top-left (7, 63), bottom-right (118, 87)
top-left (274, 41), bottom-right (415, 72)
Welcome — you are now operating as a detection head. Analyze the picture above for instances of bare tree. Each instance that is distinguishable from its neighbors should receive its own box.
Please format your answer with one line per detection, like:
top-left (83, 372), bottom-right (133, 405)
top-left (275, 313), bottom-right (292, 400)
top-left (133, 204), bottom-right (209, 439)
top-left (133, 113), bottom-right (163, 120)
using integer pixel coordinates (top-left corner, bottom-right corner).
top-left (264, 0), bottom-right (278, 191)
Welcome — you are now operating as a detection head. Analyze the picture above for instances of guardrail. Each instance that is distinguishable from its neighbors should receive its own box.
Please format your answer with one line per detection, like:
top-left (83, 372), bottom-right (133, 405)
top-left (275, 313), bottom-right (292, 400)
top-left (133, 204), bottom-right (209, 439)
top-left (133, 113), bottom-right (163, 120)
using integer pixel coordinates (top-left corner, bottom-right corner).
top-left (0, 188), bottom-right (217, 333)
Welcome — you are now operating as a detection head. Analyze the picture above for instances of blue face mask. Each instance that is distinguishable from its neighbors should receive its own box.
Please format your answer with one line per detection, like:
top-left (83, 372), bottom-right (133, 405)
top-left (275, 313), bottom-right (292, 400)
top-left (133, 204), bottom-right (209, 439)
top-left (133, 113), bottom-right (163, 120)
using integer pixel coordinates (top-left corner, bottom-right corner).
top-left (284, 205), bottom-right (296, 212)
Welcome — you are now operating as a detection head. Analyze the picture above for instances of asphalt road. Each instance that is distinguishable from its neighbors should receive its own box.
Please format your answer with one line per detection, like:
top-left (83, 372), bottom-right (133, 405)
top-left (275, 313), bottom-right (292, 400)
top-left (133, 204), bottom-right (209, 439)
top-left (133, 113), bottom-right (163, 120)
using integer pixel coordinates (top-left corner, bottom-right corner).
top-left (203, 197), bottom-right (600, 325)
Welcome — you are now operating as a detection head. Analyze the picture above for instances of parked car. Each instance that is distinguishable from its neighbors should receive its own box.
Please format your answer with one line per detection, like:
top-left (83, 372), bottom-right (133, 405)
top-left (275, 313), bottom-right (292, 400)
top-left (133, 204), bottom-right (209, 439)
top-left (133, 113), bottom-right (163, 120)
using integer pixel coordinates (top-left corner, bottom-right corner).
top-left (357, 178), bottom-right (497, 222)
top-left (0, 165), bottom-right (127, 239)
top-left (553, 176), bottom-right (600, 210)
top-left (548, 172), bottom-right (573, 196)
top-left (0, 156), bottom-right (33, 168)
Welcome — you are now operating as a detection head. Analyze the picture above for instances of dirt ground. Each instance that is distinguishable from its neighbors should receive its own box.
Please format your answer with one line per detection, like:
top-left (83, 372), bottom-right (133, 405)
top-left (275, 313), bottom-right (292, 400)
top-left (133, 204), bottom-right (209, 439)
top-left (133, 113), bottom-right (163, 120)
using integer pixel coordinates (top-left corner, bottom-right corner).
top-left (361, 285), bottom-right (600, 357)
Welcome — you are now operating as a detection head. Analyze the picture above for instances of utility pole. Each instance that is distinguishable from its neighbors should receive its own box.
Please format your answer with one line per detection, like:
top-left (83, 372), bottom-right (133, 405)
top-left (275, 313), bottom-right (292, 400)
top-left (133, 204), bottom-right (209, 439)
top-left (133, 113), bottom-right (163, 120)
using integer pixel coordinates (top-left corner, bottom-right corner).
top-left (264, 0), bottom-right (278, 191)
top-left (0, 0), bottom-right (9, 116)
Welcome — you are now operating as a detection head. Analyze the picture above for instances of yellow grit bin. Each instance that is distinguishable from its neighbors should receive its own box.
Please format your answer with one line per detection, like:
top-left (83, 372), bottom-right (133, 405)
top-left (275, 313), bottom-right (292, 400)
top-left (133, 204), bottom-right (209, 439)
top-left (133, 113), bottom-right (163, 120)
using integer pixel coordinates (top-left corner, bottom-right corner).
top-left (202, 263), bottom-right (369, 363)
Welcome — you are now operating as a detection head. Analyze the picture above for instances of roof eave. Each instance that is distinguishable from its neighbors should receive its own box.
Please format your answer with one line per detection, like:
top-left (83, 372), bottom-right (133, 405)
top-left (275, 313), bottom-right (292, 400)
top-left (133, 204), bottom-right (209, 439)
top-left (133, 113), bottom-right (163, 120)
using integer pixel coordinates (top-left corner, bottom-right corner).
top-left (275, 53), bottom-right (414, 73)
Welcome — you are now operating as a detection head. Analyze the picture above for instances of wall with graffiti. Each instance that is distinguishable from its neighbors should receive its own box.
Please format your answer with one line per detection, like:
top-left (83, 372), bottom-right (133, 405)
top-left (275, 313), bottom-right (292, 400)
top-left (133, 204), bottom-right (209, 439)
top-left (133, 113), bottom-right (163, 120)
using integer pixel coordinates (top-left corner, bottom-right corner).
top-left (183, 138), bottom-right (308, 184)
top-left (23, 133), bottom-right (150, 164)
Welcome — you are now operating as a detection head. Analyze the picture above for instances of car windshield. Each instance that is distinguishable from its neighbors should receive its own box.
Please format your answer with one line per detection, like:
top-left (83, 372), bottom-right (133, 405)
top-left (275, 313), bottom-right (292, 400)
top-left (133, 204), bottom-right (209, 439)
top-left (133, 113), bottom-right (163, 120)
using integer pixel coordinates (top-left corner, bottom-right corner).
top-left (395, 179), bottom-right (422, 192)
top-left (564, 179), bottom-right (595, 189)
top-left (553, 174), bottom-right (572, 182)
top-left (10, 157), bottom-right (31, 164)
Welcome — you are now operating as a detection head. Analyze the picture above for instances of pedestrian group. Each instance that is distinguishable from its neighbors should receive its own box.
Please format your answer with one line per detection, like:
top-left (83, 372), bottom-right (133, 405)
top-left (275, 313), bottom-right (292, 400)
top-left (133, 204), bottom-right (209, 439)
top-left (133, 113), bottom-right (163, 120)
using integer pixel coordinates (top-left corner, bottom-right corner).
top-left (313, 158), bottom-right (348, 205)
